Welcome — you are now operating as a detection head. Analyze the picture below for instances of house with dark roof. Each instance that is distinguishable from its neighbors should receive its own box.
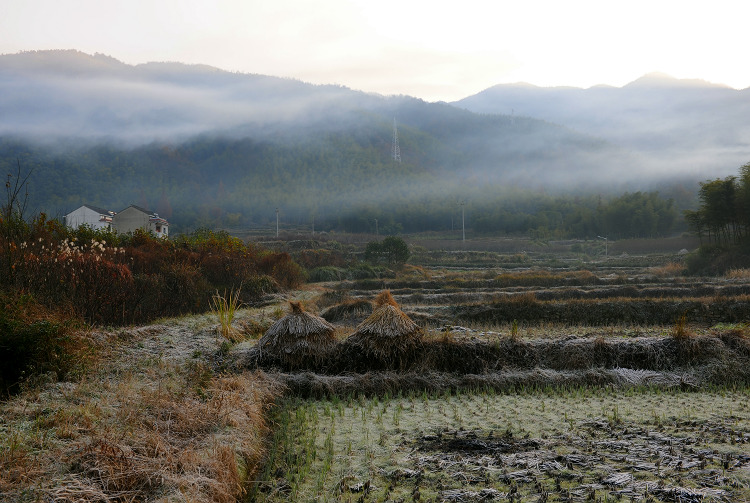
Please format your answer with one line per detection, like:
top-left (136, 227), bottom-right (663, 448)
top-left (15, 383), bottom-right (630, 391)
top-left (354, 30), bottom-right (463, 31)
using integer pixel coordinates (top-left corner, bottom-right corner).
top-left (111, 205), bottom-right (169, 238)
top-left (64, 204), bottom-right (115, 230)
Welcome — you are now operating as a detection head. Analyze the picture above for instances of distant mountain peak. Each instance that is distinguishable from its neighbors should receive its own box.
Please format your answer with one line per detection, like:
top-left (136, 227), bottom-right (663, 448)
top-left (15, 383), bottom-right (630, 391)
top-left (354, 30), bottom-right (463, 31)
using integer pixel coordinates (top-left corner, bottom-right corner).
top-left (625, 72), bottom-right (728, 89)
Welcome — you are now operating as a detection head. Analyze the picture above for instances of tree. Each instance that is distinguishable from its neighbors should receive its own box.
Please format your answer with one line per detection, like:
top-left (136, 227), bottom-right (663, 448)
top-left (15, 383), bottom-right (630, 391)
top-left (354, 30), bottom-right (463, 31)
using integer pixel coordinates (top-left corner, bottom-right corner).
top-left (364, 236), bottom-right (410, 265)
top-left (1, 161), bottom-right (32, 282)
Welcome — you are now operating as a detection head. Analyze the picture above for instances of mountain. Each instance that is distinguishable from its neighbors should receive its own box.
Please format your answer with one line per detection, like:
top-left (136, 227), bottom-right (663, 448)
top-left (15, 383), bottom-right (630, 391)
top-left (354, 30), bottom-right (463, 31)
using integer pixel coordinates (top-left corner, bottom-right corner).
top-left (0, 51), bottom-right (735, 233)
top-left (453, 73), bottom-right (750, 176)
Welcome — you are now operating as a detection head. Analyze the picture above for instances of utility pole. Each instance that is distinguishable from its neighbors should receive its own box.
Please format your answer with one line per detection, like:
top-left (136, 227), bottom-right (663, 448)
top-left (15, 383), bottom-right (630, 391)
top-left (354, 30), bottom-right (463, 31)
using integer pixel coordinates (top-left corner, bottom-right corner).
top-left (598, 235), bottom-right (608, 257)
top-left (375, 218), bottom-right (378, 236)
top-left (460, 201), bottom-right (466, 244)
top-left (275, 208), bottom-right (279, 238)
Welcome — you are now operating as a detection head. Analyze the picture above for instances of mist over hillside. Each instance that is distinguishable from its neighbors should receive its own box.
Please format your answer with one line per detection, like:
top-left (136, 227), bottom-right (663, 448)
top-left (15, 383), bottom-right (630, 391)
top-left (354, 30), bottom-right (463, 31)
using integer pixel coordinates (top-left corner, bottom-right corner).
top-left (454, 73), bottom-right (750, 180)
top-left (0, 50), bottom-right (737, 234)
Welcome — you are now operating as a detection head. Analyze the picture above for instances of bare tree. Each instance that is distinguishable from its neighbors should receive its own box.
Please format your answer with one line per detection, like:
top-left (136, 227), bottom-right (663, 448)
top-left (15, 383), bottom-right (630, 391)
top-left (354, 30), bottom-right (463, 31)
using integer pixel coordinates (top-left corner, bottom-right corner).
top-left (1, 160), bottom-right (32, 281)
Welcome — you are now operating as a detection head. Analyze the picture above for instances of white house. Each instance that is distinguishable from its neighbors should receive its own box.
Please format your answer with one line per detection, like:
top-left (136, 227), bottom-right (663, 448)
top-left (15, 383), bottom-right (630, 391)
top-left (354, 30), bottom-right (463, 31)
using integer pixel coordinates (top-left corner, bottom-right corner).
top-left (64, 204), bottom-right (115, 230)
top-left (111, 205), bottom-right (169, 238)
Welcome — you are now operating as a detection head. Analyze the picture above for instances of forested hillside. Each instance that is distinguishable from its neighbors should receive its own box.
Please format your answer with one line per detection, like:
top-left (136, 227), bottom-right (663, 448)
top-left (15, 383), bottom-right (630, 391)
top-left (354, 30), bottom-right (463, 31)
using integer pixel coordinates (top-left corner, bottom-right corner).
top-left (0, 51), bottom-right (713, 237)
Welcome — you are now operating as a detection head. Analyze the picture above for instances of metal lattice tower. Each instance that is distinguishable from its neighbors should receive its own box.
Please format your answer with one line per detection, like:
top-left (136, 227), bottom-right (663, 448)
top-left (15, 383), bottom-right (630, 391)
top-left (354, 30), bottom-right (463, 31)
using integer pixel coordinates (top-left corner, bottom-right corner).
top-left (392, 118), bottom-right (401, 164)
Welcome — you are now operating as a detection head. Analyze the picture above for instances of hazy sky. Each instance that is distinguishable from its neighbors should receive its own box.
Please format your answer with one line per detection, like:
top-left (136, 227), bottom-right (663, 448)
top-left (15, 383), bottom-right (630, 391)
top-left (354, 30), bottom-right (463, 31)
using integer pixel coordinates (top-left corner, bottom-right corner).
top-left (2, 0), bottom-right (748, 101)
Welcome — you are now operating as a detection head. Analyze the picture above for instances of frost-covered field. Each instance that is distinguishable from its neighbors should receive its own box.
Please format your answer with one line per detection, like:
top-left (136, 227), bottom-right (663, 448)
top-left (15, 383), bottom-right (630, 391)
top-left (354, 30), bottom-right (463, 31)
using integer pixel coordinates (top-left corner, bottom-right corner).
top-left (254, 389), bottom-right (750, 502)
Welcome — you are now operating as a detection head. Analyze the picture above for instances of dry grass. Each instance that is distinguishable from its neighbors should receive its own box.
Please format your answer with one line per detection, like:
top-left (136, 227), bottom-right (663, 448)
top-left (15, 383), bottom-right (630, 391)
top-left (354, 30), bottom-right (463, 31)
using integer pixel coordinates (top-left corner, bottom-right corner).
top-left (650, 261), bottom-right (686, 277)
top-left (726, 267), bottom-right (750, 280)
top-left (0, 314), bottom-right (281, 502)
top-left (210, 286), bottom-right (244, 342)
top-left (671, 312), bottom-right (694, 340)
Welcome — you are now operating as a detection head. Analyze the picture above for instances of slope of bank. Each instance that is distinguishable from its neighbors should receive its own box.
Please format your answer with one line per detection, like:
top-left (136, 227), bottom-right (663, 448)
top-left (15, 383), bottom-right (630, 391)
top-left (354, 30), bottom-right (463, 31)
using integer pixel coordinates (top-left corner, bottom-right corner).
top-left (0, 309), bottom-right (281, 502)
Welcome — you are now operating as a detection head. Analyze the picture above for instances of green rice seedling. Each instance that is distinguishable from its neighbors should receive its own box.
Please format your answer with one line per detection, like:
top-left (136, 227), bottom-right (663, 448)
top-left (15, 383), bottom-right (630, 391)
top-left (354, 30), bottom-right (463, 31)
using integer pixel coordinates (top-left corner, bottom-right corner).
top-left (511, 319), bottom-right (520, 340)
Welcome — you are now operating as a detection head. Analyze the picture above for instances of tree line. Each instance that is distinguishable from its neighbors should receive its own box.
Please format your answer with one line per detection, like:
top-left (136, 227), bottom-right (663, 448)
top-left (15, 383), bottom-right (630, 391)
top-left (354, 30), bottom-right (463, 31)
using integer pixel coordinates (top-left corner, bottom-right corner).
top-left (1, 136), bottom-right (686, 239)
top-left (684, 163), bottom-right (750, 247)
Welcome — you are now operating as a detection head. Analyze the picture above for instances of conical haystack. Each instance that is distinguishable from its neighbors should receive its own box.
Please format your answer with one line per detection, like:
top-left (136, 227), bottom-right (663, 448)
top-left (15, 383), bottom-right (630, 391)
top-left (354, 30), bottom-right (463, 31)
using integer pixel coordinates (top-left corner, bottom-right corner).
top-left (257, 301), bottom-right (337, 366)
top-left (346, 291), bottom-right (422, 361)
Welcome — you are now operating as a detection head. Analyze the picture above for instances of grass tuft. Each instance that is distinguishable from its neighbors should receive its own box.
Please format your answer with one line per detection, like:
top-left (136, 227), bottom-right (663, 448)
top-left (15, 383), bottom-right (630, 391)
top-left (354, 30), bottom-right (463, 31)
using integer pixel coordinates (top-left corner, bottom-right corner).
top-left (211, 286), bottom-right (243, 342)
top-left (671, 312), bottom-right (693, 340)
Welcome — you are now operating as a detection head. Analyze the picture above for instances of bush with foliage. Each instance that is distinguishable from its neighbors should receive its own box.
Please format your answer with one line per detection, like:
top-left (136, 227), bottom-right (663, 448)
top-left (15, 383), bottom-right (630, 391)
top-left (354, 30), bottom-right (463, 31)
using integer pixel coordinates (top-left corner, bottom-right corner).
top-left (0, 293), bottom-right (88, 396)
top-left (364, 236), bottom-right (410, 265)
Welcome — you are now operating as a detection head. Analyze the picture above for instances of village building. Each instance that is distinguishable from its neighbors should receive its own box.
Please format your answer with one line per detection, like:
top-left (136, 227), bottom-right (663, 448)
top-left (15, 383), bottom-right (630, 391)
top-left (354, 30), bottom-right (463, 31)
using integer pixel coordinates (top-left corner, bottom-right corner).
top-left (111, 205), bottom-right (169, 238)
top-left (63, 204), bottom-right (115, 231)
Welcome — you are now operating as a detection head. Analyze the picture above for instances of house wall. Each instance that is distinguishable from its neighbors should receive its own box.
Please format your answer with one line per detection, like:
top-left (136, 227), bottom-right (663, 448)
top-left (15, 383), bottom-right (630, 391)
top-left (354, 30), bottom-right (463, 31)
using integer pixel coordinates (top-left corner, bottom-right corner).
top-left (112, 207), bottom-right (150, 235)
top-left (65, 207), bottom-right (110, 230)
top-left (150, 220), bottom-right (169, 238)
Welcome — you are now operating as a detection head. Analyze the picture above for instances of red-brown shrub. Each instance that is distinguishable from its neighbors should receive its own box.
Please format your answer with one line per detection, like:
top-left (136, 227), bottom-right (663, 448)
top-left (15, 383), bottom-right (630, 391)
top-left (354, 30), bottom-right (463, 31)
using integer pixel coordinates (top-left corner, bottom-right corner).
top-left (258, 252), bottom-right (306, 289)
top-left (294, 249), bottom-right (347, 270)
top-left (3, 222), bottom-right (303, 326)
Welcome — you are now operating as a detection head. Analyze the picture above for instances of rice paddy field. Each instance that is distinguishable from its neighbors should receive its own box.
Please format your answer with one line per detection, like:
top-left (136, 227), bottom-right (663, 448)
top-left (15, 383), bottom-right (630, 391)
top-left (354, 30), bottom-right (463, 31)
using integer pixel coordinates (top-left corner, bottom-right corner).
top-left (253, 389), bottom-right (749, 502)
top-left (244, 249), bottom-right (750, 502)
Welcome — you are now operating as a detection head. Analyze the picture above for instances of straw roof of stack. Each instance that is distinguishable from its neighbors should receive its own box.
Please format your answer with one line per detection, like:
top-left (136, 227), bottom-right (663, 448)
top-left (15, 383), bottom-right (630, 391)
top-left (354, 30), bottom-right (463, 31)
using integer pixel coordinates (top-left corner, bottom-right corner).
top-left (257, 301), bottom-right (337, 365)
top-left (346, 291), bottom-right (422, 358)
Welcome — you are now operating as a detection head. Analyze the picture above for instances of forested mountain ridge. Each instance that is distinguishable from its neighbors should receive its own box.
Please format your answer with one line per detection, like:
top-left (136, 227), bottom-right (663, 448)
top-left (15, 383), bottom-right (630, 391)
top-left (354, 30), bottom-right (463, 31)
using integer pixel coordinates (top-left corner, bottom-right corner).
top-left (0, 50), bottom-right (721, 236)
top-left (454, 73), bottom-right (750, 179)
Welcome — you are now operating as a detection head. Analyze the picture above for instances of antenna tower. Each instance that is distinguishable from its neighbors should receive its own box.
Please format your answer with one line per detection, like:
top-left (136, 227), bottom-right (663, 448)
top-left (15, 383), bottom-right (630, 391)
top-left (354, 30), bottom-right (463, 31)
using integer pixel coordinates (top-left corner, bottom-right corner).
top-left (392, 118), bottom-right (401, 164)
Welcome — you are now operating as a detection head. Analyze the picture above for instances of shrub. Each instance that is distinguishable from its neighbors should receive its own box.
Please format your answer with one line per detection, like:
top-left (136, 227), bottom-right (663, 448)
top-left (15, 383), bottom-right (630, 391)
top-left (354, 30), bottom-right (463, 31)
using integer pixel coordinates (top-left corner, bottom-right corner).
top-left (294, 249), bottom-right (346, 270)
top-left (2, 206), bottom-right (303, 326)
top-left (13, 237), bottom-right (135, 325)
top-left (258, 252), bottom-right (306, 289)
top-left (308, 266), bottom-right (346, 282)
top-left (0, 294), bottom-right (88, 396)
top-left (349, 263), bottom-right (385, 279)
top-left (364, 236), bottom-right (410, 265)
top-left (240, 275), bottom-right (279, 300)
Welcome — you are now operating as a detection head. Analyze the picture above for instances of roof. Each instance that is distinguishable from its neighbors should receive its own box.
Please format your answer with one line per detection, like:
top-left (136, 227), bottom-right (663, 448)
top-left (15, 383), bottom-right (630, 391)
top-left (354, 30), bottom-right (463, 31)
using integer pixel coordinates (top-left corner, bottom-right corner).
top-left (116, 205), bottom-right (168, 223)
top-left (117, 204), bottom-right (154, 215)
top-left (67, 204), bottom-right (114, 216)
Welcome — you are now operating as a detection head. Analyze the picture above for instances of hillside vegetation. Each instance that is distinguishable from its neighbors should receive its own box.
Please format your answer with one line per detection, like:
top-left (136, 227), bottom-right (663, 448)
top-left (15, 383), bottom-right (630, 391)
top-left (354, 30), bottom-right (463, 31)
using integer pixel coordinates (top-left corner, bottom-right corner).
top-left (0, 50), bottom-right (711, 237)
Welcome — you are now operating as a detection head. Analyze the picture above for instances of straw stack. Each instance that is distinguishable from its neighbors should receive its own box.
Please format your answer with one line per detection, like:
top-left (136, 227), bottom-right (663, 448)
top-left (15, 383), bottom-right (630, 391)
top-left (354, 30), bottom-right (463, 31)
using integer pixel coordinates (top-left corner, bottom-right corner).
top-left (257, 301), bottom-right (337, 367)
top-left (346, 291), bottom-right (422, 362)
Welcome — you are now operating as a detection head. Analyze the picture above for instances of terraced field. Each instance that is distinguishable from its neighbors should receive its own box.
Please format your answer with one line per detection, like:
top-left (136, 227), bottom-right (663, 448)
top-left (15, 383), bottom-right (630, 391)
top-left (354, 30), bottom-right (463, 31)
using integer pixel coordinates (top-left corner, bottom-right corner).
top-left (244, 251), bottom-right (750, 502)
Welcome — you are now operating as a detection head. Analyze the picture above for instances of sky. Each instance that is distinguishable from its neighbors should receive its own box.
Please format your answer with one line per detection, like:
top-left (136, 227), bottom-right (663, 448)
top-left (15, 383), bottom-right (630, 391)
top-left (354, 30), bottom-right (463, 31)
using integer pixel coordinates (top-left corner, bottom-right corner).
top-left (1, 0), bottom-right (748, 102)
